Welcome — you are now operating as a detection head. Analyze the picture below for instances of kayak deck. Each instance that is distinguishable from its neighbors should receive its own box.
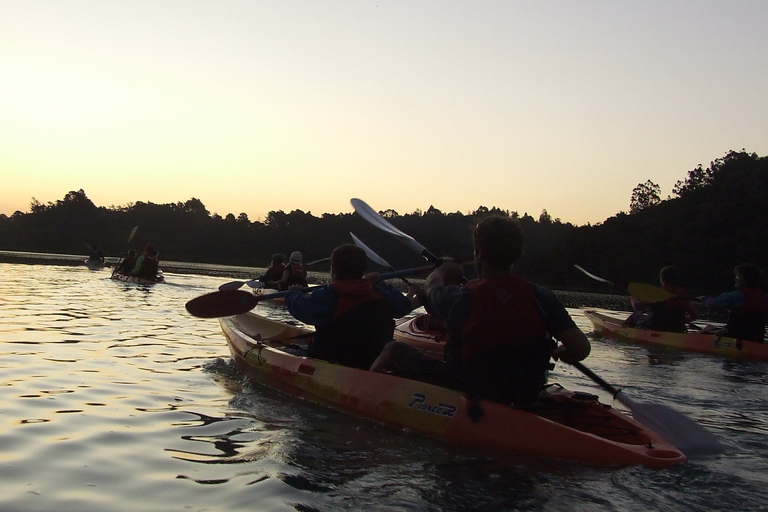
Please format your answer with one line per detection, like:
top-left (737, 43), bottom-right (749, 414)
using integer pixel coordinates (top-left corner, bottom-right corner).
top-left (585, 310), bottom-right (768, 361)
top-left (219, 312), bottom-right (686, 469)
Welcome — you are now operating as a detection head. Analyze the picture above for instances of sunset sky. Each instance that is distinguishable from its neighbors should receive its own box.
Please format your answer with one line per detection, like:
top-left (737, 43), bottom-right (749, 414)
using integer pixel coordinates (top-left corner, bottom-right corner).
top-left (2, 1), bottom-right (767, 226)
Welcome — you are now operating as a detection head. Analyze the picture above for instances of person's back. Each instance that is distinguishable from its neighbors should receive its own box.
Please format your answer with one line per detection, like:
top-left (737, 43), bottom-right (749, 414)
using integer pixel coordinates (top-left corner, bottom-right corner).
top-left (627, 267), bottom-right (697, 333)
top-left (132, 245), bottom-right (159, 279)
top-left (703, 264), bottom-right (768, 343)
top-left (259, 254), bottom-right (285, 284)
top-left (277, 251), bottom-right (308, 290)
top-left (117, 250), bottom-right (138, 275)
top-left (450, 274), bottom-right (556, 407)
top-left (285, 244), bottom-right (413, 369)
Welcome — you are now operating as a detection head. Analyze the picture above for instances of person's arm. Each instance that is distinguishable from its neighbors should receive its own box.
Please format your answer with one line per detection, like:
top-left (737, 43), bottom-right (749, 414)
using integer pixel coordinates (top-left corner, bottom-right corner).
top-left (535, 286), bottom-right (591, 364)
top-left (374, 280), bottom-right (416, 318)
top-left (702, 290), bottom-right (744, 312)
top-left (684, 300), bottom-right (699, 321)
top-left (284, 285), bottom-right (336, 326)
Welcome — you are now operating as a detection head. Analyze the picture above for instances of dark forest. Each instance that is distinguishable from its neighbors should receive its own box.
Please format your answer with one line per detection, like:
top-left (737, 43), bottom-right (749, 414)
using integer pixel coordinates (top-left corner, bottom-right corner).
top-left (2, 150), bottom-right (766, 295)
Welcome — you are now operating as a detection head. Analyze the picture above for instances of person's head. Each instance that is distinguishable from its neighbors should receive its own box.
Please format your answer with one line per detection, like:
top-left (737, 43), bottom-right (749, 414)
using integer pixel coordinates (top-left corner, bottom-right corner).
top-left (659, 266), bottom-right (681, 286)
top-left (330, 244), bottom-right (367, 280)
top-left (472, 216), bottom-right (524, 270)
top-left (127, 249), bottom-right (137, 258)
top-left (735, 263), bottom-right (762, 288)
top-left (145, 244), bottom-right (157, 256)
top-left (271, 253), bottom-right (285, 265)
top-left (290, 251), bottom-right (303, 264)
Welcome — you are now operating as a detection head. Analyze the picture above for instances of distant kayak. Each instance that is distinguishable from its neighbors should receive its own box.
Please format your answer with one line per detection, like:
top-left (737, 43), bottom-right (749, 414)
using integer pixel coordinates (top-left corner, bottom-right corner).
top-left (585, 310), bottom-right (768, 361)
top-left (111, 271), bottom-right (165, 284)
top-left (85, 258), bottom-right (106, 270)
top-left (219, 311), bottom-right (686, 469)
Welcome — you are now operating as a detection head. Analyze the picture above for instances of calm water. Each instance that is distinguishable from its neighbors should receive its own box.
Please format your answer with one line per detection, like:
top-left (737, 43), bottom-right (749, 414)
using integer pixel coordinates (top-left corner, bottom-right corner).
top-left (1, 260), bottom-right (767, 512)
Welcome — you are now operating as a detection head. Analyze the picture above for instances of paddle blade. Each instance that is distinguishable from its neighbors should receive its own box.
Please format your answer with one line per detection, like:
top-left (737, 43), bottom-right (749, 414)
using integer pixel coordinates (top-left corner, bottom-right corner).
top-left (218, 281), bottom-right (245, 291)
top-left (622, 398), bottom-right (726, 457)
top-left (627, 282), bottom-right (674, 303)
top-left (185, 290), bottom-right (259, 318)
top-left (351, 198), bottom-right (427, 254)
top-left (128, 226), bottom-right (139, 243)
top-left (245, 280), bottom-right (264, 289)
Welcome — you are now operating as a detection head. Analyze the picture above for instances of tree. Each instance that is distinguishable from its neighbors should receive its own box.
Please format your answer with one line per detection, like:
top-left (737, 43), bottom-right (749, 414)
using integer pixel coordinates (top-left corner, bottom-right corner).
top-left (629, 180), bottom-right (661, 214)
top-left (673, 164), bottom-right (713, 198)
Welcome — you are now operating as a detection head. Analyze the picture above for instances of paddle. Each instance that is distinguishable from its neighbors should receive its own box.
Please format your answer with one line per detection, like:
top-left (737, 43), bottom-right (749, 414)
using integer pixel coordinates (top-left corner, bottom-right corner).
top-left (627, 282), bottom-right (701, 303)
top-left (112, 226), bottom-right (139, 277)
top-left (351, 198), bottom-right (446, 267)
top-left (574, 265), bottom-right (699, 304)
top-left (187, 266), bottom-right (436, 318)
top-left (350, 232), bottom-right (412, 285)
top-left (218, 279), bottom-right (266, 292)
top-left (572, 361), bottom-right (725, 457)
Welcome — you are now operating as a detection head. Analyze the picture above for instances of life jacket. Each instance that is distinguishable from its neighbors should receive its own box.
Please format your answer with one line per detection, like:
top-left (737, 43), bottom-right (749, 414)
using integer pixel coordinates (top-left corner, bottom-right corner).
top-left (261, 264), bottom-right (285, 283)
top-left (644, 285), bottom-right (690, 333)
top-left (118, 256), bottom-right (137, 274)
top-left (308, 280), bottom-right (394, 369)
top-left (282, 263), bottom-right (308, 289)
top-left (453, 276), bottom-right (556, 408)
top-left (138, 253), bottom-right (159, 279)
top-left (727, 288), bottom-right (768, 342)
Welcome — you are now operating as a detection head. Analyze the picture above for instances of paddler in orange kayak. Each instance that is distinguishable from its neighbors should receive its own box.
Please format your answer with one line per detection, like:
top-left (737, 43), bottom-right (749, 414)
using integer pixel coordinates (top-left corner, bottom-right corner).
top-left (370, 215), bottom-right (591, 410)
top-left (623, 266), bottom-right (698, 333)
top-left (698, 263), bottom-right (768, 342)
top-left (284, 244), bottom-right (414, 369)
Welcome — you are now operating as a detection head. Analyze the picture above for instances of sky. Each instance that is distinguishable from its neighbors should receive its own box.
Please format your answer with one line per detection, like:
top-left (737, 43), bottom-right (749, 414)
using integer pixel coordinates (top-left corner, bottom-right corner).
top-left (2, 1), bottom-right (767, 226)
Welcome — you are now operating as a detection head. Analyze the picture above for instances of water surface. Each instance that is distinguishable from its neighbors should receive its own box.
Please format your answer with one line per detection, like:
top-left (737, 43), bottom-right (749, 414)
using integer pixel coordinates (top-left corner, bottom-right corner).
top-left (0, 260), bottom-right (766, 511)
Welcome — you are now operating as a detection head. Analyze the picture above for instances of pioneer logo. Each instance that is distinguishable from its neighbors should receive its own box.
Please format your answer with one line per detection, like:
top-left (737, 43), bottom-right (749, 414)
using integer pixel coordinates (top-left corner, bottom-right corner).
top-left (407, 393), bottom-right (457, 418)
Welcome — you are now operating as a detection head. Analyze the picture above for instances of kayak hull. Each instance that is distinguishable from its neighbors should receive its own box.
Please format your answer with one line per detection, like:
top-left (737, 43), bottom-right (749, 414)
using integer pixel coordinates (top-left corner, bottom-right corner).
top-left (111, 271), bottom-right (165, 284)
top-left (585, 310), bottom-right (768, 361)
top-left (219, 312), bottom-right (686, 469)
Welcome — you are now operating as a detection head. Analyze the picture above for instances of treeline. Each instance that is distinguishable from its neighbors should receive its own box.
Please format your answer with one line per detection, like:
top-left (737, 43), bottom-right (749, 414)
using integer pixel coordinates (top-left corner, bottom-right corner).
top-left (1, 150), bottom-right (766, 295)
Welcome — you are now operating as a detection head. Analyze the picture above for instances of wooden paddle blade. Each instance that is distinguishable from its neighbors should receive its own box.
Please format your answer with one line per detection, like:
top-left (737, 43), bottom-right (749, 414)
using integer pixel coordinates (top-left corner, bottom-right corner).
top-left (627, 282), bottom-right (674, 303)
top-left (185, 290), bottom-right (259, 318)
top-left (625, 400), bottom-right (726, 457)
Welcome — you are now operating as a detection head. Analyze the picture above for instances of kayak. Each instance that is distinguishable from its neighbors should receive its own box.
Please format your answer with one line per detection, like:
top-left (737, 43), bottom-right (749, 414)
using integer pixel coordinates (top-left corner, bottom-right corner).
top-left (219, 311), bottom-right (686, 469)
top-left (111, 271), bottom-right (165, 284)
top-left (393, 313), bottom-right (447, 359)
top-left (85, 258), bottom-right (106, 270)
top-left (585, 310), bottom-right (768, 361)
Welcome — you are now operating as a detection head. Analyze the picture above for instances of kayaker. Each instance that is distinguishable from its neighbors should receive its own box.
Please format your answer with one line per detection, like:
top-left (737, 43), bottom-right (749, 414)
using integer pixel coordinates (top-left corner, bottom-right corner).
top-left (259, 253), bottom-right (286, 286)
top-left (623, 266), bottom-right (698, 333)
top-left (274, 251), bottom-right (309, 290)
top-left (131, 244), bottom-right (160, 280)
top-left (283, 244), bottom-right (414, 370)
top-left (369, 215), bottom-right (591, 410)
top-left (87, 243), bottom-right (105, 264)
top-left (115, 249), bottom-right (138, 275)
top-left (698, 263), bottom-right (768, 343)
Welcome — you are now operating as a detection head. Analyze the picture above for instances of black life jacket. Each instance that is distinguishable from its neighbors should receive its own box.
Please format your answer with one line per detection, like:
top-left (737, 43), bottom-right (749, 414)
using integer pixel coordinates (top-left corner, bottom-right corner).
top-left (727, 288), bottom-right (768, 343)
top-left (308, 282), bottom-right (394, 370)
top-left (451, 276), bottom-right (556, 408)
top-left (138, 254), bottom-right (159, 279)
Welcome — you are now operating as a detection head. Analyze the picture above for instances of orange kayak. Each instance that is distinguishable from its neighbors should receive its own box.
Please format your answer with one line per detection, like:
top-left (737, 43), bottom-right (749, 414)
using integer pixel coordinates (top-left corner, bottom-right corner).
top-left (585, 310), bottom-right (768, 361)
top-left (219, 312), bottom-right (686, 468)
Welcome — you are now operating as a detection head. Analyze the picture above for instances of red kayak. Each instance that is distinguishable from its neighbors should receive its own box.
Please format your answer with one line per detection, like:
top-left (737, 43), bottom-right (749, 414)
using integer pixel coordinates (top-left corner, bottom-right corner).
top-left (219, 311), bottom-right (686, 468)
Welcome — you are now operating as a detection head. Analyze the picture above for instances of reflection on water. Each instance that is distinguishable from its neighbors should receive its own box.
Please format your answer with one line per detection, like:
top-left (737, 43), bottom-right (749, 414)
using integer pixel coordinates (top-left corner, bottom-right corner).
top-left (0, 259), bottom-right (767, 512)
